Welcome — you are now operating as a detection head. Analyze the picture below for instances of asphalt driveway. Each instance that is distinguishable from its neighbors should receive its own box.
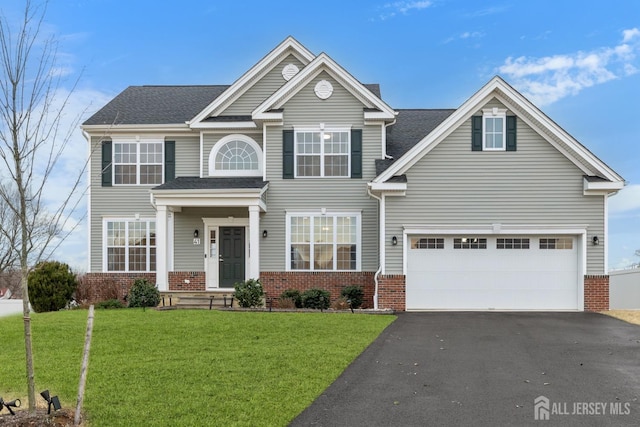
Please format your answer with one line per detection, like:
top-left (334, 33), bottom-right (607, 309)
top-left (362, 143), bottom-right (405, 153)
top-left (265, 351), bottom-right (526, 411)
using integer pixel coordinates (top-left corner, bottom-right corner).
top-left (291, 312), bottom-right (640, 426)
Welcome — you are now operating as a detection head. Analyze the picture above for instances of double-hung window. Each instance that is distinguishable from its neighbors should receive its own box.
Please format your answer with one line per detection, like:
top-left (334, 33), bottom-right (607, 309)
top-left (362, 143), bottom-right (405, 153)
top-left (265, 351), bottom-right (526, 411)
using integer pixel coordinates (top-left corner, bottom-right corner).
top-left (105, 219), bottom-right (156, 272)
top-left (483, 108), bottom-right (506, 151)
top-left (287, 212), bottom-right (360, 271)
top-left (113, 140), bottom-right (163, 185)
top-left (295, 127), bottom-right (350, 177)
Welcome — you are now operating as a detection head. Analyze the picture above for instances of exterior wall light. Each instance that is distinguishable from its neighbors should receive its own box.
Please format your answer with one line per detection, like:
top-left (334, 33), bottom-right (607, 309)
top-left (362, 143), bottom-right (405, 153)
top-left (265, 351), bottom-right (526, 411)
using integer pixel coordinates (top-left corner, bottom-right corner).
top-left (263, 230), bottom-right (268, 238)
top-left (392, 236), bottom-right (398, 246)
top-left (592, 236), bottom-right (599, 245)
top-left (193, 229), bottom-right (199, 239)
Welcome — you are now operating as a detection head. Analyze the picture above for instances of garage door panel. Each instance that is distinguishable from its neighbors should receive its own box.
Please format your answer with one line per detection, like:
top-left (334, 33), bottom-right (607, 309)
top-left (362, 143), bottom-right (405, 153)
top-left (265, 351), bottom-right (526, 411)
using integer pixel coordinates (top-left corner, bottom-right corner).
top-left (406, 236), bottom-right (579, 310)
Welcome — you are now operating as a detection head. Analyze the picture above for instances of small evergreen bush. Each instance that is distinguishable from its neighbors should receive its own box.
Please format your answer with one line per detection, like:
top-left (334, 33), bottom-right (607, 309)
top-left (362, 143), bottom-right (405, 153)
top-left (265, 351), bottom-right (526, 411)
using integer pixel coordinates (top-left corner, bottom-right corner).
top-left (279, 289), bottom-right (302, 308)
top-left (128, 278), bottom-right (160, 308)
top-left (28, 261), bottom-right (78, 313)
top-left (96, 299), bottom-right (125, 309)
top-left (301, 288), bottom-right (331, 310)
top-left (340, 285), bottom-right (364, 309)
top-left (234, 278), bottom-right (264, 308)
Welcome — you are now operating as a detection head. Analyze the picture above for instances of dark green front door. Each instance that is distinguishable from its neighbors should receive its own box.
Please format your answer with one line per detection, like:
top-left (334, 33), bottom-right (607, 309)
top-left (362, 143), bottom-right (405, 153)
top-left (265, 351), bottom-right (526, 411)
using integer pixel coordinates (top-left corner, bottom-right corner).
top-left (220, 227), bottom-right (245, 288)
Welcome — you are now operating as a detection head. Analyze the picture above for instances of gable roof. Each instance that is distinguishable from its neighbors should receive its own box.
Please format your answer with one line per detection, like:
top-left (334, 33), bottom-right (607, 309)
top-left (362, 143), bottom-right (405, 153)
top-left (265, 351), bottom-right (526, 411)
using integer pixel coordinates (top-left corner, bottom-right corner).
top-left (82, 85), bottom-right (229, 126)
top-left (374, 76), bottom-right (624, 186)
top-left (189, 36), bottom-right (315, 125)
top-left (252, 52), bottom-right (396, 122)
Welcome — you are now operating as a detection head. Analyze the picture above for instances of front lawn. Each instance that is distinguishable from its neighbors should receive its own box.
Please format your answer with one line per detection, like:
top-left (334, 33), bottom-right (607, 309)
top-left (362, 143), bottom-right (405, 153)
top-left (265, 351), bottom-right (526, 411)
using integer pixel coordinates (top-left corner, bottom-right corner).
top-left (0, 309), bottom-right (394, 426)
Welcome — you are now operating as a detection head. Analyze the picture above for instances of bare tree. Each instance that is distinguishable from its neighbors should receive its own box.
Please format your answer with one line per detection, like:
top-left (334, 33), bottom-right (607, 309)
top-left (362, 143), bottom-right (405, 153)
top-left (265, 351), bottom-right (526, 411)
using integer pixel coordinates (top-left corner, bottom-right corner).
top-left (0, 0), bottom-right (86, 412)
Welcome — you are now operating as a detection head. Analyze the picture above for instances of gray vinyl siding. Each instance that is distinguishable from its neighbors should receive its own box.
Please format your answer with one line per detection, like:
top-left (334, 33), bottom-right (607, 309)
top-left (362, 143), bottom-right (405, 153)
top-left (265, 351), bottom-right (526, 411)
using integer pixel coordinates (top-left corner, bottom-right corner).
top-left (89, 137), bottom-right (157, 271)
top-left (201, 132), bottom-right (263, 177)
top-left (173, 207), bottom-right (248, 271)
top-left (221, 54), bottom-right (306, 116)
top-left (384, 110), bottom-right (605, 275)
top-left (174, 136), bottom-right (200, 177)
top-left (260, 72), bottom-right (380, 271)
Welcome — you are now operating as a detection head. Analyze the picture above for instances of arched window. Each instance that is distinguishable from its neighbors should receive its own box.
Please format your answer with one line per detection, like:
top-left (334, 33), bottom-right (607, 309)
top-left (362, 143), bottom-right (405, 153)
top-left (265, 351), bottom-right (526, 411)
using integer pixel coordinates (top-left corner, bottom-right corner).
top-left (208, 135), bottom-right (262, 176)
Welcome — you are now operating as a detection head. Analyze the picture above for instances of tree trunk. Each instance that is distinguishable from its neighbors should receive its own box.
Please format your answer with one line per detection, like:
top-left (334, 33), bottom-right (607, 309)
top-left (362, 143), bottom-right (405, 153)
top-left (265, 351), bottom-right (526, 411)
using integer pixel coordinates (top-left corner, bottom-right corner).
top-left (21, 270), bottom-right (36, 413)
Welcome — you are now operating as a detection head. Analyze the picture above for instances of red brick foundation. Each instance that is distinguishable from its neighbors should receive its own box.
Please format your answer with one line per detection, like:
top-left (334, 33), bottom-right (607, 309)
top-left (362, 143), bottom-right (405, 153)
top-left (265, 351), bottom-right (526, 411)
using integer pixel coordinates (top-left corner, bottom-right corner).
top-left (80, 273), bottom-right (156, 303)
top-left (260, 271), bottom-right (375, 309)
top-left (377, 274), bottom-right (406, 311)
top-left (168, 271), bottom-right (206, 291)
top-left (584, 275), bottom-right (609, 311)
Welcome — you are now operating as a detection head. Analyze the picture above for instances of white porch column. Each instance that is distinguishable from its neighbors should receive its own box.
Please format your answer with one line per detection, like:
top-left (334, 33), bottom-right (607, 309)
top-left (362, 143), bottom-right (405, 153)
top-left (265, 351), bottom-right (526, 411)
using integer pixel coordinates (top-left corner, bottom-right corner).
top-left (249, 205), bottom-right (260, 279)
top-left (156, 205), bottom-right (168, 291)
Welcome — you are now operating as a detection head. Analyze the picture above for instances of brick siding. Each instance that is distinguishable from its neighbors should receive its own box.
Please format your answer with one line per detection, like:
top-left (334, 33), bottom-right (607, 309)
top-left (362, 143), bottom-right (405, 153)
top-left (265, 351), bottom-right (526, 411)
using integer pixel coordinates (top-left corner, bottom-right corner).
top-left (168, 271), bottom-right (206, 291)
top-left (584, 275), bottom-right (609, 311)
top-left (80, 273), bottom-right (156, 303)
top-left (260, 271), bottom-right (375, 309)
top-left (377, 274), bottom-right (406, 311)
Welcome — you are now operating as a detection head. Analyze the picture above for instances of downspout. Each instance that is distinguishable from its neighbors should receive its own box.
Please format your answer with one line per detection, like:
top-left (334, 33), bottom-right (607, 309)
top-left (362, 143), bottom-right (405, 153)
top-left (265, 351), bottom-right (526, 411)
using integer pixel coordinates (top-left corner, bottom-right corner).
top-left (367, 185), bottom-right (383, 310)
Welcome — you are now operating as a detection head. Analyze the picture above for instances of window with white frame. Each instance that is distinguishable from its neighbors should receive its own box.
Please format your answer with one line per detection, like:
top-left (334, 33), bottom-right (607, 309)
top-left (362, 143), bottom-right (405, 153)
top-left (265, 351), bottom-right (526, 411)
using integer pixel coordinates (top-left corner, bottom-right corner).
top-left (113, 141), bottom-right (163, 185)
top-left (295, 127), bottom-right (350, 177)
top-left (483, 108), bottom-right (506, 151)
top-left (105, 219), bottom-right (156, 272)
top-left (208, 135), bottom-right (262, 176)
top-left (287, 213), bottom-right (360, 271)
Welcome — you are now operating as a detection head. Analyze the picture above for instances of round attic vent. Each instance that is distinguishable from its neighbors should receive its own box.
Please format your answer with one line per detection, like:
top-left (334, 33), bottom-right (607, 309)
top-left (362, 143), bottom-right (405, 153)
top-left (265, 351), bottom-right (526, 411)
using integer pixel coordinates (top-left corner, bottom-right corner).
top-left (314, 80), bottom-right (333, 100)
top-left (282, 64), bottom-right (299, 81)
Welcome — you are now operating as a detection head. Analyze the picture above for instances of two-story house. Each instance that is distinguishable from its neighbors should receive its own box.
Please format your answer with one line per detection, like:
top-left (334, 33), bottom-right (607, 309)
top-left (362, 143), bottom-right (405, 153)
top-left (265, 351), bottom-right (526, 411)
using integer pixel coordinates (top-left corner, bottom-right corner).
top-left (81, 37), bottom-right (624, 311)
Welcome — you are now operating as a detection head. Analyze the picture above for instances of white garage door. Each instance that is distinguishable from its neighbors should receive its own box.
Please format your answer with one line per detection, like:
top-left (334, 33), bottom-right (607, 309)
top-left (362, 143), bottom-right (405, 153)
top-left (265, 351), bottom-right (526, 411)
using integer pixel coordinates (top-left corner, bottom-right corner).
top-left (406, 236), bottom-right (579, 310)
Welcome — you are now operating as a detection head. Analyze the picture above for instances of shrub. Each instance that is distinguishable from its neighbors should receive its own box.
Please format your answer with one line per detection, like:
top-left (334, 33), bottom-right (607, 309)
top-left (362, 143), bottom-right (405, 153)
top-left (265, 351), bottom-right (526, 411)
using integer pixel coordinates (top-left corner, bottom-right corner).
top-left (234, 278), bottom-right (264, 308)
top-left (96, 299), bottom-right (125, 309)
top-left (331, 296), bottom-right (350, 310)
top-left (277, 298), bottom-right (297, 309)
top-left (340, 285), bottom-right (364, 309)
top-left (75, 275), bottom-right (121, 306)
top-left (279, 289), bottom-right (302, 308)
top-left (301, 288), bottom-right (331, 310)
top-left (27, 261), bottom-right (78, 313)
top-left (127, 278), bottom-right (160, 308)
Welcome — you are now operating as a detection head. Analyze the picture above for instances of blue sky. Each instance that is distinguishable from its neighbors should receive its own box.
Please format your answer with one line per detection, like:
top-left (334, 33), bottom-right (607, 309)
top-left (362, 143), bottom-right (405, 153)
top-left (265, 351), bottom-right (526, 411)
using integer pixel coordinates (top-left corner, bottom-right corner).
top-left (3, 0), bottom-right (639, 271)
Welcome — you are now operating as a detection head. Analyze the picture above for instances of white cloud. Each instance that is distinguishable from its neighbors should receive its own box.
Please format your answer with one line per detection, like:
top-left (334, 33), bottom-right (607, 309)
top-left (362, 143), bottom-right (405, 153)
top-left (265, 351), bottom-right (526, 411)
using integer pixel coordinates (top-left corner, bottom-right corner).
top-left (444, 31), bottom-right (484, 44)
top-left (609, 184), bottom-right (640, 214)
top-left (498, 28), bottom-right (640, 105)
top-left (377, 1), bottom-right (433, 20)
top-left (622, 27), bottom-right (640, 43)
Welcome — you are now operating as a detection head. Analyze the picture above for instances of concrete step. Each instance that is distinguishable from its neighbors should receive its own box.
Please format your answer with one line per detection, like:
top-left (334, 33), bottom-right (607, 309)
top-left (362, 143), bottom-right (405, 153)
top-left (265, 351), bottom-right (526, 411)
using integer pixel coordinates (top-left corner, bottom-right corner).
top-left (159, 292), bottom-right (235, 309)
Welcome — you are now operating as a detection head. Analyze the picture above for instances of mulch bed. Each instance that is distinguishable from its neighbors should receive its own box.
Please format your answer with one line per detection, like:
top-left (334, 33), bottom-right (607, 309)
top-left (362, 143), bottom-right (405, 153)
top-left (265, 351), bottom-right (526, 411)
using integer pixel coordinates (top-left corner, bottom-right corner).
top-left (0, 409), bottom-right (79, 426)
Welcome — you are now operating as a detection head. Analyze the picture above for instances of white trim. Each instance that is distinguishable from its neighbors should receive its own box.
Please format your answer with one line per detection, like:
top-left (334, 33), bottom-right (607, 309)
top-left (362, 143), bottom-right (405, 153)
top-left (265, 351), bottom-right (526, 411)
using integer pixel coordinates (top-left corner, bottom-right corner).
top-left (380, 194), bottom-right (386, 274)
top-left (199, 132), bottom-right (204, 178)
top-left (253, 53), bottom-right (396, 122)
top-left (207, 134), bottom-right (263, 177)
top-left (368, 181), bottom-right (407, 193)
top-left (189, 37), bottom-right (315, 125)
top-left (482, 108), bottom-right (506, 151)
top-left (583, 177), bottom-right (625, 194)
top-left (190, 121), bottom-right (257, 130)
top-left (285, 210), bottom-right (362, 272)
top-left (202, 217), bottom-right (251, 288)
top-left (374, 76), bottom-right (624, 185)
top-left (168, 211), bottom-right (174, 272)
top-left (604, 194), bottom-right (609, 274)
top-left (85, 131), bottom-right (92, 272)
top-left (262, 123), bottom-right (267, 182)
top-left (111, 136), bottom-right (164, 186)
top-left (82, 124), bottom-right (189, 132)
top-left (102, 217), bottom-right (157, 274)
top-left (293, 126), bottom-right (351, 178)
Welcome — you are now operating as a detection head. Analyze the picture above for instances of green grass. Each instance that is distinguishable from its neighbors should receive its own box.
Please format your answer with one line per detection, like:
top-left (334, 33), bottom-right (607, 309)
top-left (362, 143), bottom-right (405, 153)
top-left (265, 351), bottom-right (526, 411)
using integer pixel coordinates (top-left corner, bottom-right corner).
top-left (0, 309), bottom-right (395, 426)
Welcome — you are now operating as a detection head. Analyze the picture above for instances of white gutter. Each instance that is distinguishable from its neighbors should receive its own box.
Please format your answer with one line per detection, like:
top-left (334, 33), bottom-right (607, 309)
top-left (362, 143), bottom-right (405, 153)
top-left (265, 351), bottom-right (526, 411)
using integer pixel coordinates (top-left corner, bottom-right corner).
top-left (367, 186), bottom-right (384, 310)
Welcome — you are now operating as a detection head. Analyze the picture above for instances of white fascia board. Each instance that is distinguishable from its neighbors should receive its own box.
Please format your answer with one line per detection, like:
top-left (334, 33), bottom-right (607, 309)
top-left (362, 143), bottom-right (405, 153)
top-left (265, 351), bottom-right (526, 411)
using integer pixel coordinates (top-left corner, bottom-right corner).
top-left (252, 111), bottom-right (283, 122)
top-left (82, 123), bottom-right (189, 133)
top-left (374, 76), bottom-right (624, 185)
top-left (189, 37), bottom-right (315, 125)
top-left (252, 53), bottom-right (396, 121)
top-left (583, 177), bottom-right (625, 194)
top-left (364, 110), bottom-right (397, 121)
top-left (368, 181), bottom-right (407, 193)
top-left (402, 224), bottom-right (588, 235)
top-left (189, 121), bottom-right (257, 130)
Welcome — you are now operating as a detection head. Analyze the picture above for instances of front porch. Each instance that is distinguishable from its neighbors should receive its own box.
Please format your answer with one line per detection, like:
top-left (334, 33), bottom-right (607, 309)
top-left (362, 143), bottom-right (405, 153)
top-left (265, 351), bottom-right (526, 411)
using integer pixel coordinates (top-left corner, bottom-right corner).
top-left (150, 177), bottom-right (268, 291)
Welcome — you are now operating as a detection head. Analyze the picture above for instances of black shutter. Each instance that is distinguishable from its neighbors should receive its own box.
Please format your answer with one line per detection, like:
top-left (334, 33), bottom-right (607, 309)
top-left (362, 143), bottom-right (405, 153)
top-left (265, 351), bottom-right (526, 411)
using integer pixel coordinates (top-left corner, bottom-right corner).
top-left (351, 129), bottom-right (362, 179)
top-left (283, 130), bottom-right (294, 179)
top-left (506, 116), bottom-right (517, 151)
top-left (101, 141), bottom-right (112, 187)
top-left (165, 140), bottom-right (175, 182)
top-left (471, 116), bottom-right (483, 151)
